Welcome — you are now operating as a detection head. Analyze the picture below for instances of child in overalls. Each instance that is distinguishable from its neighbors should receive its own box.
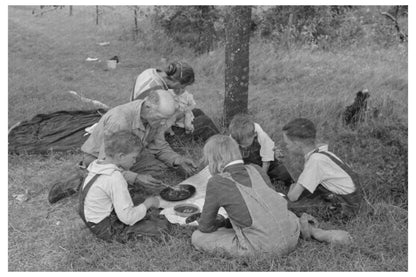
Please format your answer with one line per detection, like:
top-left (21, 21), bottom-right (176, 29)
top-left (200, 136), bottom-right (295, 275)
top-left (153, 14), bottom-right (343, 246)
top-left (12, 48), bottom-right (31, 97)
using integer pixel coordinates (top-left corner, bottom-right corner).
top-left (191, 135), bottom-right (301, 256)
top-left (229, 114), bottom-right (293, 187)
top-left (191, 135), bottom-right (353, 256)
top-left (78, 131), bottom-right (163, 242)
top-left (282, 118), bottom-right (363, 221)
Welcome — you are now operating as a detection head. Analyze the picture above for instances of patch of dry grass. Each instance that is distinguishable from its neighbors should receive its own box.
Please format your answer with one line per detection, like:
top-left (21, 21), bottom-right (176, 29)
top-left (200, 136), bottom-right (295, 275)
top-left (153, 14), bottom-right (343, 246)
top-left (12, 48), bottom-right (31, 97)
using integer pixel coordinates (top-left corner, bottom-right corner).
top-left (8, 6), bottom-right (407, 271)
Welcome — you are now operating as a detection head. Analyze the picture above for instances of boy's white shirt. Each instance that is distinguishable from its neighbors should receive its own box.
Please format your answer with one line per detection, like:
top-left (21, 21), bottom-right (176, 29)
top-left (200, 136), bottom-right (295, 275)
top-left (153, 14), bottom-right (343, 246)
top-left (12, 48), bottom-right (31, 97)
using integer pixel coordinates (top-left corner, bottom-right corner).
top-left (254, 123), bottom-right (275, 162)
top-left (82, 160), bottom-right (147, 226)
top-left (298, 144), bottom-right (355, 195)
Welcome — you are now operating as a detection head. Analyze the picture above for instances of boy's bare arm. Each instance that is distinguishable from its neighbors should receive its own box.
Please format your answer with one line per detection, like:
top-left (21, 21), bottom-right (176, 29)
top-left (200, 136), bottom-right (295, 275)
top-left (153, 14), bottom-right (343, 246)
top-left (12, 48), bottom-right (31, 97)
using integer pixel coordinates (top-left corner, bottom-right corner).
top-left (287, 182), bottom-right (305, 202)
top-left (262, 161), bottom-right (270, 173)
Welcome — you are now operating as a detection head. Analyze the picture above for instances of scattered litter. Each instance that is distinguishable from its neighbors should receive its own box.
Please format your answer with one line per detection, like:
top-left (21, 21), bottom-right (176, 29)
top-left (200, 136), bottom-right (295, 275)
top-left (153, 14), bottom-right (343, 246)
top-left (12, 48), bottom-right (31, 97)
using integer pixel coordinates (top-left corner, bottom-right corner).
top-left (85, 57), bottom-right (99, 62)
top-left (8, 121), bottom-right (22, 134)
top-left (13, 190), bottom-right (30, 202)
top-left (106, 59), bottom-right (117, 70)
top-left (68, 91), bottom-right (109, 110)
top-left (98, 41), bottom-right (110, 46)
top-left (85, 123), bottom-right (98, 136)
top-left (56, 221), bottom-right (61, 226)
top-left (109, 55), bottom-right (119, 63)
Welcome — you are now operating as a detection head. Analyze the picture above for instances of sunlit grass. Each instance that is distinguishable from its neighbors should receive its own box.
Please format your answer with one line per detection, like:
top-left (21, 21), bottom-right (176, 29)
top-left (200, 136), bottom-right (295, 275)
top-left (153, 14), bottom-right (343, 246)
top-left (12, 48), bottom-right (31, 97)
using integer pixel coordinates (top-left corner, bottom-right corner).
top-left (8, 6), bottom-right (407, 271)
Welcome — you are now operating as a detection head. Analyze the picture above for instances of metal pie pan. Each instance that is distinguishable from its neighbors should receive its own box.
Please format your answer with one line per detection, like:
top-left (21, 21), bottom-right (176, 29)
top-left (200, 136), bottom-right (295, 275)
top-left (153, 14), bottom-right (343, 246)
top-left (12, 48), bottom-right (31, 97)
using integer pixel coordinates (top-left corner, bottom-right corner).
top-left (160, 184), bottom-right (196, 201)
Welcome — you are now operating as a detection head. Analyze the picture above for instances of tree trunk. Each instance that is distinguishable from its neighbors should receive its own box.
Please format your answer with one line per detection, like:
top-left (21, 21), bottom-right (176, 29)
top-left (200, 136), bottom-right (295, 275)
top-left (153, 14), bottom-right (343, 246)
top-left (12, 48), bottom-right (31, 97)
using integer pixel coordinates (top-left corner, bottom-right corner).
top-left (134, 7), bottom-right (139, 39)
top-left (69, 5), bottom-right (73, 16)
top-left (285, 12), bottom-right (293, 50)
top-left (380, 11), bottom-right (407, 42)
top-left (223, 6), bottom-right (251, 127)
top-left (96, 6), bottom-right (99, 25)
top-left (199, 6), bottom-right (216, 54)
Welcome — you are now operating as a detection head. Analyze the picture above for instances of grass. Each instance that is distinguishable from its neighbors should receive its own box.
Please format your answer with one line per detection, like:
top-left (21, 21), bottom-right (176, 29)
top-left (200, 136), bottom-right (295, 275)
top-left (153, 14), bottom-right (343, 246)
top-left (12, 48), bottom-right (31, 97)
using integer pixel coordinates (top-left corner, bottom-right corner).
top-left (8, 6), bottom-right (408, 271)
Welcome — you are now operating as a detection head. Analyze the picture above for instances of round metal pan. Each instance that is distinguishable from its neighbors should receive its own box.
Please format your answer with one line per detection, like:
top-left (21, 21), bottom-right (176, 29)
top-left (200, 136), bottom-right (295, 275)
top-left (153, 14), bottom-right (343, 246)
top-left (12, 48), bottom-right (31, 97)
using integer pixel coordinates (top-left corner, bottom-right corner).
top-left (160, 184), bottom-right (196, 201)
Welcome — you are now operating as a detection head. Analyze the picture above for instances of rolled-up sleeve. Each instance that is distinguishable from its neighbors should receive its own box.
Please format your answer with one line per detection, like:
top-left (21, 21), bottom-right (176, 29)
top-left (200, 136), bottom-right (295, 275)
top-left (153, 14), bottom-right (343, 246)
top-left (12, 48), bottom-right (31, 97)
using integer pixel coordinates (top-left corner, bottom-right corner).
top-left (198, 177), bottom-right (221, 233)
top-left (255, 123), bottom-right (275, 162)
top-left (109, 173), bottom-right (147, 225)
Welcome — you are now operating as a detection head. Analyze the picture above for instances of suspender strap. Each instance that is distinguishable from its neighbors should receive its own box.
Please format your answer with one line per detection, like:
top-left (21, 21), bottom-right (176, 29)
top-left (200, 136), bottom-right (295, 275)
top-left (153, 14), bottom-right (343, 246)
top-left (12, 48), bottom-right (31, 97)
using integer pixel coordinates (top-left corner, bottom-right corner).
top-left (312, 150), bottom-right (363, 215)
top-left (78, 174), bottom-right (101, 224)
top-left (312, 150), bottom-right (361, 190)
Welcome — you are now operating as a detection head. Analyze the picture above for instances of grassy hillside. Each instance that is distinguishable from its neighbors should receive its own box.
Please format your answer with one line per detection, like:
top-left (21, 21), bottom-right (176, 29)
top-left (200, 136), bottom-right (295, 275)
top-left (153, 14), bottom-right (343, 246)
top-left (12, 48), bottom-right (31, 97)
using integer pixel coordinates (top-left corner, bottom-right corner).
top-left (8, 6), bottom-right (407, 271)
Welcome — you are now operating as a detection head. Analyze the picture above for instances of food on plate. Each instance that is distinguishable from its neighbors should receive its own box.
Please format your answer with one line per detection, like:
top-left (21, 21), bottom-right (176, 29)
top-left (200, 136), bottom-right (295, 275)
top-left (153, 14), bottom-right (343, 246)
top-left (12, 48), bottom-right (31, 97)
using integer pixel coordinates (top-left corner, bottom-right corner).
top-left (174, 204), bottom-right (200, 217)
top-left (160, 184), bottom-right (196, 201)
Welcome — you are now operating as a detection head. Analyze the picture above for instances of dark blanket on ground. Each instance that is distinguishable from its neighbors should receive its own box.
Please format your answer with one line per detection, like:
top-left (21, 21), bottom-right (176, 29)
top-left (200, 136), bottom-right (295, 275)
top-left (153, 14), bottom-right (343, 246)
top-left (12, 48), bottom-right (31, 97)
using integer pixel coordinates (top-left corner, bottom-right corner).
top-left (8, 109), bottom-right (106, 154)
top-left (8, 108), bottom-right (218, 155)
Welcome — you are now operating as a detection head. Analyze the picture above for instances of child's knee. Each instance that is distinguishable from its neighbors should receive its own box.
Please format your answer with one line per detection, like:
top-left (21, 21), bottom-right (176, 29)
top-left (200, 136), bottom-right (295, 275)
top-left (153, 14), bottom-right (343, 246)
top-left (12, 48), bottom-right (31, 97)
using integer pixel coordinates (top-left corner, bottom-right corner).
top-left (191, 230), bottom-right (207, 248)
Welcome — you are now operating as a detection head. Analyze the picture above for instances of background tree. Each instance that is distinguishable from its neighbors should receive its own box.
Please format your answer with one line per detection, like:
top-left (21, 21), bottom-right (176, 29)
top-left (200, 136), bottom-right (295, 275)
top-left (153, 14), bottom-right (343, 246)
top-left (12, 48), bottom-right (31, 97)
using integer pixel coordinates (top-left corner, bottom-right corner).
top-left (152, 6), bottom-right (218, 54)
top-left (223, 6), bottom-right (252, 126)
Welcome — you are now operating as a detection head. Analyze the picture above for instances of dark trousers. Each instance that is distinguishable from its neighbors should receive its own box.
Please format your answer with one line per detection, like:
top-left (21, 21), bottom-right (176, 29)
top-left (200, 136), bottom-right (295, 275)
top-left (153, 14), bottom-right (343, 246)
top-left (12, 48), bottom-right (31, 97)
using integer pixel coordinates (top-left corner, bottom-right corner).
top-left (287, 185), bottom-right (362, 222)
top-left (166, 108), bottom-right (219, 144)
top-left (85, 206), bottom-right (172, 243)
top-left (267, 159), bottom-right (294, 186)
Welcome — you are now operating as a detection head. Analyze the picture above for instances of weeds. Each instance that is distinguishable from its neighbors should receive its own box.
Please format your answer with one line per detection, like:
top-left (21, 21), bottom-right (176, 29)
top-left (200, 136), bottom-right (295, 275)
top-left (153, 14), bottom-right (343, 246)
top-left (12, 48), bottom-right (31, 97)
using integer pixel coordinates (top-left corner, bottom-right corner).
top-left (8, 6), bottom-right (407, 271)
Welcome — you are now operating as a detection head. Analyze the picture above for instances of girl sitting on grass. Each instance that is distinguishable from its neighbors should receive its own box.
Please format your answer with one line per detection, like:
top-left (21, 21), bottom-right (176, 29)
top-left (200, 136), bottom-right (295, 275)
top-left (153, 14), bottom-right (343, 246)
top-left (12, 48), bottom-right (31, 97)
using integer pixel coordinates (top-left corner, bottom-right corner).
top-left (191, 135), bottom-right (353, 257)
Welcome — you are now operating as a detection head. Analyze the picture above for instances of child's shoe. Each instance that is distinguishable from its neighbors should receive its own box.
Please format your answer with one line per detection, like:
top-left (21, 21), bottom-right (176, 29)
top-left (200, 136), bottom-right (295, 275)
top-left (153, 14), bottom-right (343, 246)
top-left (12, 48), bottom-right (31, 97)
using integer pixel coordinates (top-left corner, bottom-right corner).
top-left (299, 213), bottom-right (319, 240)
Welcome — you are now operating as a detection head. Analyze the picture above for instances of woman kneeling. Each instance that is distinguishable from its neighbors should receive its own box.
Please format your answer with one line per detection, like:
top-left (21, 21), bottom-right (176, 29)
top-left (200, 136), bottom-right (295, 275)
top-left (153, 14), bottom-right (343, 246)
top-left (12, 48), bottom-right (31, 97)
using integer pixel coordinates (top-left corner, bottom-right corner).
top-left (191, 135), bottom-right (300, 256)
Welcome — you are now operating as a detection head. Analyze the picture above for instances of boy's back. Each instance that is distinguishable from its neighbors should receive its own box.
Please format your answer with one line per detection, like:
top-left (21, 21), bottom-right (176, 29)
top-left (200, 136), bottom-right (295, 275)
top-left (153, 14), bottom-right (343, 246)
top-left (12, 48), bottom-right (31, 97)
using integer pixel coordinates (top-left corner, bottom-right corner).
top-left (298, 144), bottom-right (356, 195)
top-left (82, 160), bottom-right (147, 226)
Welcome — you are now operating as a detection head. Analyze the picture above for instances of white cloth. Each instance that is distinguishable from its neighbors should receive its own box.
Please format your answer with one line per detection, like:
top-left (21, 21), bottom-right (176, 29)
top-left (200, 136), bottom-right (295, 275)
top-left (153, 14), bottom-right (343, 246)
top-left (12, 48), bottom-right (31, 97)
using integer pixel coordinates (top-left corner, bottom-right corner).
top-left (159, 166), bottom-right (228, 225)
top-left (254, 123), bottom-right (275, 162)
top-left (297, 144), bottom-right (355, 195)
top-left (83, 160), bottom-right (147, 225)
top-left (168, 90), bottom-right (196, 129)
top-left (132, 68), bottom-right (168, 101)
top-left (224, 160), bottom-right (244, 168)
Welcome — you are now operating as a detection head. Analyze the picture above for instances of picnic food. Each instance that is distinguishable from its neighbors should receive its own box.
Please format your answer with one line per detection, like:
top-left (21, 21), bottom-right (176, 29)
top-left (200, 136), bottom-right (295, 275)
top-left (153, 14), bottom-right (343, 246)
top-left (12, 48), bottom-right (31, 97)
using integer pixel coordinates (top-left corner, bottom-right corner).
top-left (160, 184), bottom-right (196, 201)
top-left (174, 204), bottom-right (200, 217)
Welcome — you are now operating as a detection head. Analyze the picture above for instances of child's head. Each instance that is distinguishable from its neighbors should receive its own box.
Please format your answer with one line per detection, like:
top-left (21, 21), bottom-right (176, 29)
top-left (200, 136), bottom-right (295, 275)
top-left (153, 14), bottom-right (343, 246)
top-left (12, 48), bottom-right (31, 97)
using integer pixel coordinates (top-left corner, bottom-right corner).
top-left (104, 131), bottom-right (143, 170)
top-left (229, 114), bottom-right (256, 148)
top-left (165, 61), bottom-right (195, 90)
top-left (282, 118), bottom-right (316, 153)
top-left (203, 134), bottom-right (242, 175)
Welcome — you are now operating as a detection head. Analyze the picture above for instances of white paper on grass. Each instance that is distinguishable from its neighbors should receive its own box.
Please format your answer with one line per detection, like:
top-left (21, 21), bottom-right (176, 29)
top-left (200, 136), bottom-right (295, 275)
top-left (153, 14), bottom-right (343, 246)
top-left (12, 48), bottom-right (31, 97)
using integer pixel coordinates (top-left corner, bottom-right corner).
top-left (159, 166), bottom-right (228, 225)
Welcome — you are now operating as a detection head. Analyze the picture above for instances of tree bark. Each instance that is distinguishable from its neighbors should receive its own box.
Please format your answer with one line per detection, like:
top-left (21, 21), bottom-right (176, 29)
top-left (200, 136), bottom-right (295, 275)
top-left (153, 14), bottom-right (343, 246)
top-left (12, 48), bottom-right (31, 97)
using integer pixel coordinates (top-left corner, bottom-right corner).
top-left (380, 11), bottom-right (407, 42)
top-left (134, 7), bottom-right (139, 39)
top-left (199, 6), bottom-right (216, 54)
top-left (285, 12), bottom-right (293, 50)
top-left (223, 6), bottom-right (251, 127)
top-left (96, 6), bottom-right (99, 25)
top-left (69, 6), bottom-right (73, 16)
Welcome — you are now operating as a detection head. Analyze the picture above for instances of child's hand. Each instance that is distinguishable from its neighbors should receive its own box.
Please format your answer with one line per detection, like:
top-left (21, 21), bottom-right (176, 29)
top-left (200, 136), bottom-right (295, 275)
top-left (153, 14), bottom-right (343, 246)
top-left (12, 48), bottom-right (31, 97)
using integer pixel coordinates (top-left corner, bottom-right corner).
top-left (143, 197), bottom-right (160, 209)
top-left (135, 174), bottom-right (163, 189)
top-left (185, 124), bottom-right (194, 134)
top-left (122, 171), bottom-right (138, 185)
